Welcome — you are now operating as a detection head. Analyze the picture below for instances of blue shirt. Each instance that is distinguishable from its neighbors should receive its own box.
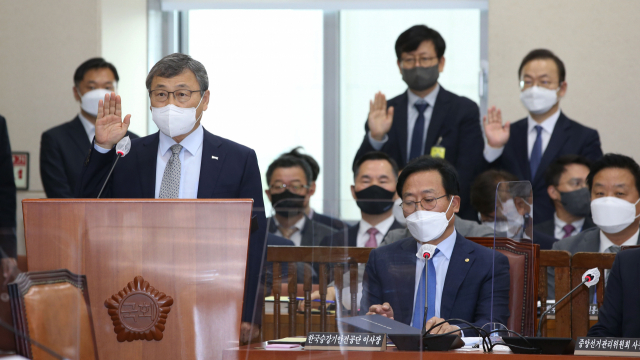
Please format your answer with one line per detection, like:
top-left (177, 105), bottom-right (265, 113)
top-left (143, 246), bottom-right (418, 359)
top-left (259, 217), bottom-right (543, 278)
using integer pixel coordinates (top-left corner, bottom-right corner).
top-left (94, 125), bottom-right (203, 198)
top-left (411, 230), bottom-right (456, 324)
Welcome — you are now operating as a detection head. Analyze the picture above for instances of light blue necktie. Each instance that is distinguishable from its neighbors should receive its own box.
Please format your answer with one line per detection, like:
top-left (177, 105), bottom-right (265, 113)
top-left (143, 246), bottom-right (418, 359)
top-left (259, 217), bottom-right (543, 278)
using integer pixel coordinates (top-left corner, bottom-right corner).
top-left (529, 125), bottom-right (543, 179)
top-left (412, 249), bottom-right (439, 330)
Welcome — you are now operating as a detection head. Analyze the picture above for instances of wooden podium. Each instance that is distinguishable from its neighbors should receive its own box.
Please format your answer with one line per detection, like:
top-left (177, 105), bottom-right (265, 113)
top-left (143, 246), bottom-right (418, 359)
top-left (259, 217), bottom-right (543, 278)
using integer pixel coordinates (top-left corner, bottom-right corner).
top-left (22, 199), bottom-right (254, 360)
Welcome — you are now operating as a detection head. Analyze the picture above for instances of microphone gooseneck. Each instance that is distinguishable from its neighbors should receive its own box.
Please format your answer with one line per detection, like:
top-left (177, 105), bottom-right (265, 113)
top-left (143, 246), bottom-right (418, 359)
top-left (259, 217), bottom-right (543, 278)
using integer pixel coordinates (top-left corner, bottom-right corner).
top-left (97, 154), bottom-right (121, 199)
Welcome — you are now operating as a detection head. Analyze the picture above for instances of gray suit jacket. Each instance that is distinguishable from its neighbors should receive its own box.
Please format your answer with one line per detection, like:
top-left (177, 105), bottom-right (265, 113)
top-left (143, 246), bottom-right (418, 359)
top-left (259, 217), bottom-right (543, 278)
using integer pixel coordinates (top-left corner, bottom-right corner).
top-left (380, 215), bottom-right (494, 246)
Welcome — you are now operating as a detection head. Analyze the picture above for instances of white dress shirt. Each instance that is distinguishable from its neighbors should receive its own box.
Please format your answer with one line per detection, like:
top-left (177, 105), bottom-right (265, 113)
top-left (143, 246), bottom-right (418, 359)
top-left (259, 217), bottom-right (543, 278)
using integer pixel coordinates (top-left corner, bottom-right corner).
top-left (274, 216), bottom-right (306, 246)
top-left (78, 112), bottom-right (95, 142)
top-left (554, 212), bottom-right (585, 239)
top-left (368, 85), bottom-right (441, 157)
top-left (599, 228), bottom-right (639, 253)
top-left (484, 109), bottom-right (561, 163)
top-left (356, 215), bottom-right (396, 248)
top-left (411, 230), bottom-right (456, 323)
top-left (93, 125), bottom-right (204, 199)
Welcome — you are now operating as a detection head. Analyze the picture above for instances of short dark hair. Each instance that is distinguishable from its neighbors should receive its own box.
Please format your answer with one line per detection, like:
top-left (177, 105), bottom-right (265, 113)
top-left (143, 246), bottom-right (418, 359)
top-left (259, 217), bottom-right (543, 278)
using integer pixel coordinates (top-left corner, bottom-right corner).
top-left (353, 151), bottom-right (399, 180)
top-left (471, 170), bottom-right (519, 217)
top-left (395, 25), bottom-right (446, 61)
top-left (518, 49), bottom-right (566, 83)
top-left (266, 155), bottom-right (313, 185)
top-left (284, 147), bottom-right (319, 181)
top-left (544, 155), bottom-right (592, 187)
top-left (74, 58), bottom-right (119, 87)
top-left (587, 154), bottom-right (640, 193)
top-left (396, 156), bottom-right (458, 199)
top-left (146, 53), bottom-right (209, 93)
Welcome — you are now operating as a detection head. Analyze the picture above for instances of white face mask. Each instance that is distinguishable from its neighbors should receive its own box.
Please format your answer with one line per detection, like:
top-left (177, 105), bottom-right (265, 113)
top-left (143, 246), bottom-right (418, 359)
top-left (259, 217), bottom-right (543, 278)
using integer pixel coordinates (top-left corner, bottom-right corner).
top-left (151, 95), bottom-right (204, 138)
top-left (499, 198), bottom-right (525, 237)
top-left (519, 86), bottom-right (559, 115)
top-left (77, 88), bottom-right (111, 116)
top-left (591, 197), bottom-right (640, 234)
top-left (405, 197), bottom-right (453, 243)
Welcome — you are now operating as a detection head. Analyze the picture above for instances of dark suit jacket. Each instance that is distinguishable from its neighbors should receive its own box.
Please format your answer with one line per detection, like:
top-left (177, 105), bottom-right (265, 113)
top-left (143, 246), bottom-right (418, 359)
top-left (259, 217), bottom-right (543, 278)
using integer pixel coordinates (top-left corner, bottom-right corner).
top-left (486, 113), bottom-right (602, 225)
top-left (76, 128), bottom-right (266, 324)
top-left (360, 233), bottom-right (511, 335)
top-left (40, 116), bottom-right (138, 198)
top-left (312, 211), bottom-right (347, 230)
top-left (319, 219), bottom-right (404, 248)
top-left (354, 87), bottom-right (484, 220)
top-left (0, 115), bottom-right (16, 258)
top-left (588, 247), bottom-right (640, 337)
top-left (267, 216), bottom-right (336, 247)
top-left (263, 233), bottom-right (295, 296)
top-left (534, 216), bottom-right (596, 240)
top-left (533, 230), bottom-right (557, 250)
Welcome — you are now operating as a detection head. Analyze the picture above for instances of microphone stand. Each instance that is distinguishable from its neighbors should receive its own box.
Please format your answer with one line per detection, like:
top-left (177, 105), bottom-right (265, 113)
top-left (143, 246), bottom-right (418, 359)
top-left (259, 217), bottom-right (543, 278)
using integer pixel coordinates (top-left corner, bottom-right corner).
top-left (422, 254), bottom-right (429, 335)
top-left (537, 277), bottom-right (588, 337)
top-left (97, 153), bottom-right (122, 199)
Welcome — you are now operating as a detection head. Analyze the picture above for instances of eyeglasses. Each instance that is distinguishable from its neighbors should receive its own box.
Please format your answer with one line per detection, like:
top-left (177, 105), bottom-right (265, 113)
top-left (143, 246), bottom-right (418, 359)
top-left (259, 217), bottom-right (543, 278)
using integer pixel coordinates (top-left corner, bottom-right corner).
top-left (400, 56), bottom-right (438, 69)
top-left (149, 89), bottom-right (202, 103)
top-left (269, 181), bottom-right (310, 195)
top-left (401, 195), bottom-right (447, 213)
top-left (519, 79), bottom-right (558, 90)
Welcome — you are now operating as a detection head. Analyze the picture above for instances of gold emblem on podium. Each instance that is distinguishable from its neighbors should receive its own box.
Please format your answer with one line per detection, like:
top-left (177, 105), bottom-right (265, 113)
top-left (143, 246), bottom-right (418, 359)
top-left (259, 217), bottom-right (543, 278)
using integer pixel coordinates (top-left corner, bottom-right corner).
top-left (105, 276), bottom-right (173, 342)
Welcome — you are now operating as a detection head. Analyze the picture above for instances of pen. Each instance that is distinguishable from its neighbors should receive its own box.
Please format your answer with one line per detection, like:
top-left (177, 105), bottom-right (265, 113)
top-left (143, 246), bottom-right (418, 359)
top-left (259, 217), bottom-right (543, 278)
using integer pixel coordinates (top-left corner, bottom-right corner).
top-left (296, 297), bottom-right (336, 304)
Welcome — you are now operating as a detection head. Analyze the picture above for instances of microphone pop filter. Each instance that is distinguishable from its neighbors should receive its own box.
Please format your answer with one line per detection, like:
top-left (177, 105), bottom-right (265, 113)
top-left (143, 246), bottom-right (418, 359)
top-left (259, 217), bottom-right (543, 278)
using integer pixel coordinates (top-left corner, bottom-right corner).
top-left (417, 244), bottom-right (437, 260)
top-left (116, 136), bottom-right (131, 157)
top-left (583, 267), bottom-right (600, 288)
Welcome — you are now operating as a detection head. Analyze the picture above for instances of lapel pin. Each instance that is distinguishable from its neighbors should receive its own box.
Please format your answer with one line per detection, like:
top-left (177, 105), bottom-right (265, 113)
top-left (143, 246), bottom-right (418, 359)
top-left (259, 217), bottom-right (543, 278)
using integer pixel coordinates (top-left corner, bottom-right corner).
top-left (212, 156), bottom-right (218, 160)
top-left (465, 258), bottom-right (469, 262)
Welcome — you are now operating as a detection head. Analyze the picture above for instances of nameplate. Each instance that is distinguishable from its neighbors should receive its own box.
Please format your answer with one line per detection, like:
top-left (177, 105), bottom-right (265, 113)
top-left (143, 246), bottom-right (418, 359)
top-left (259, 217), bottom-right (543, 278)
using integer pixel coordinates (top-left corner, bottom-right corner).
top-left (539, 303), bottom-right (598, 315)
top-left (575, 337), bottom-right (640, 356)
top-left (305, 332), bottom-right (386, 351)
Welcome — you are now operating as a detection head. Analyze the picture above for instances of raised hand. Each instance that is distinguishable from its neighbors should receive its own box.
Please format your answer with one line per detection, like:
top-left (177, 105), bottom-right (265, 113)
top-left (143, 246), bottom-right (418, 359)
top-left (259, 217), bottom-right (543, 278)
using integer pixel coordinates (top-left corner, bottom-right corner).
top-left (368, 92), bottom-right (394, 141)
top-left (366, 302), bottom-right (394, 319)
top-left (482, 106), bottom-right (510, 148)
top-left (95, 92), bottom-right (131, 150)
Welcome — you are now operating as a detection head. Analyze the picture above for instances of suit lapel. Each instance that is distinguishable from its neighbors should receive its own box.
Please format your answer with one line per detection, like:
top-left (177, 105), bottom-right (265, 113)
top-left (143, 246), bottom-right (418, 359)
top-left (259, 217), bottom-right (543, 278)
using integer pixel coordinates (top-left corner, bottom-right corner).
top-left (394, 92), bottom-right (409, 164)
top-left (69, 117), bottom-right (92, 153)
top-left (348, 224), bottom-right (360, 247)
top-left (425, 87), bottom-right (450, 152)
top-left (439, 233), bottom-right (474, 320)
top-left (197, 129), bottom-right (225, 198)
top-left (533, 113), bottom-right (570, 185)
top-left (300, 217), bottom-right (314, 246)
top-left (584, 229), bottom-right (601, 252)
top-left (511, 120), bottom-right (532, 181)
top-left (138, 133), bottom-right (159, 198)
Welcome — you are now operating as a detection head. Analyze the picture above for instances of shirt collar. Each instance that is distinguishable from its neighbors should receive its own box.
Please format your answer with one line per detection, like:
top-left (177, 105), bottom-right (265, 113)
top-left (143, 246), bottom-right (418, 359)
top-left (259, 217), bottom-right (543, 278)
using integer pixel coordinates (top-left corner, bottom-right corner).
top-left (407, 83), bottom-right (440, 108)
top-left (158, 124), bottom-right (204, 157)
top-left (359, 214), bottom-right (396, 236)
top-left (415, 229), bottom-right (456, 261)
top-left (554, 212), bottom-right (585, 231)
top-left (599, 228), bottom-right (640, 253)
top-left (77, 112), bottom-right (95, 135)
top-left (274, 215), bottom-right (307, 231)
top-left (527, 108), bottom-right (561, 135)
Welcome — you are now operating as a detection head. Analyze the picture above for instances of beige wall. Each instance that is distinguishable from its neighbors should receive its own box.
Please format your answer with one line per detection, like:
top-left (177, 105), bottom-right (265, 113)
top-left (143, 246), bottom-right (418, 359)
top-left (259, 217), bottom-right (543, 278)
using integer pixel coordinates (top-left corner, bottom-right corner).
top-left (0, 0), bottom-right (147, 256)
top-left (488, 0), bottom-right (640, 158)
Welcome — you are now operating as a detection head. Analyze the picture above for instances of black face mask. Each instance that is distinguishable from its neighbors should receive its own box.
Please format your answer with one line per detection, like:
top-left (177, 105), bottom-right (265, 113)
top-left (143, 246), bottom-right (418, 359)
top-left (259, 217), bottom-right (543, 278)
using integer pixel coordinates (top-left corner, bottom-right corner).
top-left (559, 187), bottom-right (591, 218)
top-left (355, 185), bottom-right (395, 215)
top-left (271, 190), bottom-right (306, 218)
top-left (401, 64), bottom-right (440, 91)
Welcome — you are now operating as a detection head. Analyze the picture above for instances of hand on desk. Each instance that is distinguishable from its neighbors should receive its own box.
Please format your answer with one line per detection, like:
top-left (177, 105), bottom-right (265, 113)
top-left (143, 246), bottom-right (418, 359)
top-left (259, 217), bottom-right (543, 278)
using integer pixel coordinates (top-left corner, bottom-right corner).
top-left (95, 92), bottom-right (131, 150)
top-left (425, 316), bottom-right (461, 336)
top-left (2, 257), bottom-right (18, 287)
top-left (366, 302), bottom-right (394, 320)
top-left (240, 322), bottom-right (260, 343)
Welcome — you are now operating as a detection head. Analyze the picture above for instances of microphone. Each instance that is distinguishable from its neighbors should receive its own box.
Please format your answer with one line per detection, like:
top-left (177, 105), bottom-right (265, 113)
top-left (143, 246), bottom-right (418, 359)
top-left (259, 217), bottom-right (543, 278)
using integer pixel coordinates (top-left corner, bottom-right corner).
top-left (417, 244), bottom-right (437, 334)
top-left (536, 267), bottom-right (600, 337)
top-left (97, 136), bottom-right (131, 199)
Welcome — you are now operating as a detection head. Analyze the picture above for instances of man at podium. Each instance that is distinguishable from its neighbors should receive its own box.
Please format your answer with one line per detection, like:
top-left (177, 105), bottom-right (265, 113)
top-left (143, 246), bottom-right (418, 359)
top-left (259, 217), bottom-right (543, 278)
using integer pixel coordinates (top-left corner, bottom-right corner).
top-left (75, 53), bottom-right (266, 342)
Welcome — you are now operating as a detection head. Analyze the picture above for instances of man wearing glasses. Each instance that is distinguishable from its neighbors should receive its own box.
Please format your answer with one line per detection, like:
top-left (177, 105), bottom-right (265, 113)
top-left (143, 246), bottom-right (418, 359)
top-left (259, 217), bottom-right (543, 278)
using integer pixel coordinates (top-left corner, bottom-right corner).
top-left (76, 53), bottom-right (266, 342)
top-left (362, 156), bottom-right (510, 335)
top-left (483, 49), bottom-right (603, 225)
top-left (264, 155), bottom-right (335, 247)
top-left (353, 25), bottom-right (485, 221)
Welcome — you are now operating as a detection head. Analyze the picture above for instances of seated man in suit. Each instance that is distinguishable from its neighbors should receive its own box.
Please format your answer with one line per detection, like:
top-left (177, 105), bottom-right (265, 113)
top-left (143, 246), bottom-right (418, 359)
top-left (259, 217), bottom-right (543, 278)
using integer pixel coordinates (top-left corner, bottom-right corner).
top-left (284, 147), bottom-right (345, 230)
top-left (535, 155), bottom-right (595, 240)
top-left (0, 114), bottom-right (18, 285)
top-left (588, 247), bottom-right (640, 338)
top-left (363, 156), bottom-right (510, 335)
top-left (483, 49), bottom-right (602, 225)
top-left (315, 151), bottom-right (404, 307)
top-left (354, 24), bottom-right (484, 221)
top-left (41, 58), bottom-right (138, 198)
top-left (548, 154), bottom-right (640, 298)
top-left (75, 53), bottom-right (265, 342)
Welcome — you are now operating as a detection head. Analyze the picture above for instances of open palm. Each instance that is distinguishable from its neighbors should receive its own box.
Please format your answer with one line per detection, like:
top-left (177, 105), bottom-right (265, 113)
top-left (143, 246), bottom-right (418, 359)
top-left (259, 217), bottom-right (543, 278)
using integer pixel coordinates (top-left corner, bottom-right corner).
top-left (95, 92), bottom-right (131, 149)
top-left (482, 106), bottom-right (510, 148)
top-left (368, 92), bottom-right (394, 141)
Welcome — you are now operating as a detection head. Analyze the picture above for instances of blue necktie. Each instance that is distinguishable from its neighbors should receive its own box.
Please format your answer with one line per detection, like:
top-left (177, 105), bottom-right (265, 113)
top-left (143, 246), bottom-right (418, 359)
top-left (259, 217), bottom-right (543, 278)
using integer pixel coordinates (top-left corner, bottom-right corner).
top-left (409, 102), bottom-right (429, 161)
top-left (529, 125), bottom-right (543, 179)
top-left (412, 249), bottom-right (439, 330)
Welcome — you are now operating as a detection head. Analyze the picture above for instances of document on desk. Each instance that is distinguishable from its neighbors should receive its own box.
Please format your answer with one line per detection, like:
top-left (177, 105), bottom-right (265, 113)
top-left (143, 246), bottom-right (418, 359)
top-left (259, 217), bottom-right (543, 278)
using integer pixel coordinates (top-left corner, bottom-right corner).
top-left (337, 314), bottom-right (421, 335)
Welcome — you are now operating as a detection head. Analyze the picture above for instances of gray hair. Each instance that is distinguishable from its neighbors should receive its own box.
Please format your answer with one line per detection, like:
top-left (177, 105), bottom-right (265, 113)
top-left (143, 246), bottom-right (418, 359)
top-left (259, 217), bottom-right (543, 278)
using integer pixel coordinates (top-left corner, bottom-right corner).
top-left (146, 53), bottom-right (209, 93)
